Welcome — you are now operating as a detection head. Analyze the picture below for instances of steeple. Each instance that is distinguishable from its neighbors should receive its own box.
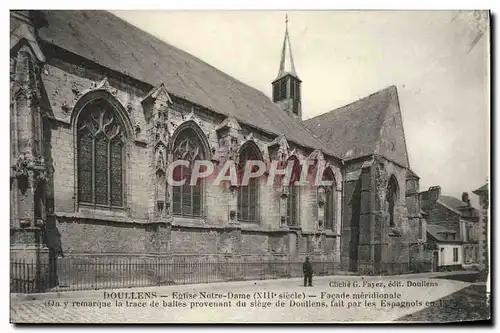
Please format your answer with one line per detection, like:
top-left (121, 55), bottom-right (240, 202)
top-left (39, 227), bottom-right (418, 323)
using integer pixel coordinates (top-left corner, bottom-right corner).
top-left (272, 14), bottom-right (302, 120)
top-left (276, 14), bottom-right (299, 80)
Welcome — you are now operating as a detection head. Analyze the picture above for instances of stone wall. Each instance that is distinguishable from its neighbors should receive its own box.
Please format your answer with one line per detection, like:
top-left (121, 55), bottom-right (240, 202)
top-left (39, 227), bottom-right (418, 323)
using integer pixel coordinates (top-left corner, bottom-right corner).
top-left (373, 156), bottom-right (416, 264)
top-left (38, 51), bottom-right (344, 265)
top-left (340, 158), bottom-right (366, 271)
top-left (476, 190), bottom-right (489, 271)
top-left (341, 155), bottom-right (425, 272)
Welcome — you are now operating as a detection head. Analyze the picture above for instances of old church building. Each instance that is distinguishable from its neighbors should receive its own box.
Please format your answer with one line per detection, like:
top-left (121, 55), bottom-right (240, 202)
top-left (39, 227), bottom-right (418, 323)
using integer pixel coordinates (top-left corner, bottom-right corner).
top-left (10, 10), bottom-right (427, 279)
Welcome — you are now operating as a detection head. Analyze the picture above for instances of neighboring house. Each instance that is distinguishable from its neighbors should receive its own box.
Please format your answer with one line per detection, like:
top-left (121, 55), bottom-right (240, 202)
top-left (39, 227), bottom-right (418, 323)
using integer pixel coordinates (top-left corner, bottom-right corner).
top-left (10, 10), bottom-right (426, 280)
top-left (426, 224), bottom-right (463, 271)
top-left (420, 186), bottom-right (480, 270)
top-left (473, 183), bottom-right (489, 272)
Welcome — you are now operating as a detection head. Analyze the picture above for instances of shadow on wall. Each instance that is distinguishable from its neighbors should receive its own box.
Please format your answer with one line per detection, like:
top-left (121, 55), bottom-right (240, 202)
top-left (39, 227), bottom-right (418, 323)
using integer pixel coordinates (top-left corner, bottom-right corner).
top-left (40, 94), bottom-right (64, 288)
top-left (348, 178), bottom-right (361, 272)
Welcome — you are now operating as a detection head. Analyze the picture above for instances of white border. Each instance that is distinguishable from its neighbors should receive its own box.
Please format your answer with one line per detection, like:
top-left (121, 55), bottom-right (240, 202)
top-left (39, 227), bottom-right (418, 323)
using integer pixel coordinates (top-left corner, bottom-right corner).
top-left (2, 1), bottom-right (496, 332)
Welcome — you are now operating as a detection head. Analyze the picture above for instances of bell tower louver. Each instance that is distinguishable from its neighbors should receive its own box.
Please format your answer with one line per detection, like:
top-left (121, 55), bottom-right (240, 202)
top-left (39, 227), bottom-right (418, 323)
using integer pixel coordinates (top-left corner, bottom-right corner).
top-left (272, 14), bottom-right (302, 120)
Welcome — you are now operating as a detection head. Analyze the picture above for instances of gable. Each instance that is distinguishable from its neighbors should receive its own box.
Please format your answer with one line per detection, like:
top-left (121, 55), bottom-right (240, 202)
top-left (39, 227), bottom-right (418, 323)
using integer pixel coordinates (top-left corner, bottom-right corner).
top-left (10, 17), bottom-right (45, 62)
top-left (374, 86), bottom-right (410, 167)
top-left (303, 85), bottom-right (409, 167)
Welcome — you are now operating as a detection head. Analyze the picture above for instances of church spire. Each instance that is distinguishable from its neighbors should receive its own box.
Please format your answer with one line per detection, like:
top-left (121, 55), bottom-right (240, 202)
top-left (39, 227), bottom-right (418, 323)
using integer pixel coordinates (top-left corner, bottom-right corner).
top-left (276, 14), bottom-right (299, 80)
top-left (271, 13), bottom-right (302, 120)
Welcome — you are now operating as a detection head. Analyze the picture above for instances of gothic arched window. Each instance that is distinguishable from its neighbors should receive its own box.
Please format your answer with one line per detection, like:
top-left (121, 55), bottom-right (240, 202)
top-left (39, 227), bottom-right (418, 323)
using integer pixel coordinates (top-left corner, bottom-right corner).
top-left (237, 142), bottom-right (261, 222)
top-left (387, 176), bottom-right (399, 227)
top-left (77, 98), bottom-right (126, 207)
top-left (286, 156), bottom-right (301, 227)
top-left (323, 168), bottom-right (337, 231)
top-left (171, 127), bottom-right (206, 217)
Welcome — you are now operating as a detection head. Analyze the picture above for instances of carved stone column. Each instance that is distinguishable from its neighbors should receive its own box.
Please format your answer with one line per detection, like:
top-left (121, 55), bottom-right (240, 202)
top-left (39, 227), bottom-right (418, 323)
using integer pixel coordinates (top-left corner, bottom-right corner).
top-left (228, 186), bottom-right (238, 224)
top-left (11, 48), bottom-right (47, 228)
top-left (227, 136), bottom-right (240, 224)
top-left (142, 83), bottom-right (172, 221)
top-left (10, 12), bottom-right (50, 291)
top-left (165, 152), bottom-right (174, 220)
top-left (215, 117), bottom-right (242, 224)
top-left (279, 185), bottom-right (289, 227)
top-left (317, 186), bottom-right (325, 230)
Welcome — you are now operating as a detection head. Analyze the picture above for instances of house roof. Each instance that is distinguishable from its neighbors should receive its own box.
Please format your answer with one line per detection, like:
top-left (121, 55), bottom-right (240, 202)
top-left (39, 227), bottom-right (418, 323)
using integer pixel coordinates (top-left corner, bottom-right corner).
top-left (437, 195), bottom-right (479, 219)
top-left (303, 85), bottom-right (408, 166)
top-left (406, 169), bottom-right (420, 179)
top-left (427, 224), bottom-right (460, 243)
top-left (438, 195), bottom-right (468, 210)
top-left (473, 183), bottom-right (488, 194)
top-left (34, 10), bottom-right (338, 158)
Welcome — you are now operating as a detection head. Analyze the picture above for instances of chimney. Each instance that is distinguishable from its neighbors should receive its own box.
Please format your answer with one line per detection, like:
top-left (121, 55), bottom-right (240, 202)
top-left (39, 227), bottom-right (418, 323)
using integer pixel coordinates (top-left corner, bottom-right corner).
top-left (462, 192), bottom-right (471, 207)
top-left (428, 186), bottom-right (441, 203)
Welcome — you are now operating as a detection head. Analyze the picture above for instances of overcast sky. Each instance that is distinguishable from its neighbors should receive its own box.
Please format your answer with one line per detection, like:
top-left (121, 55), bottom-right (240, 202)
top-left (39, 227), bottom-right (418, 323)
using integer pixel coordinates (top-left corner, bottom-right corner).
top-left (112, 10), bottom-right (489, 206)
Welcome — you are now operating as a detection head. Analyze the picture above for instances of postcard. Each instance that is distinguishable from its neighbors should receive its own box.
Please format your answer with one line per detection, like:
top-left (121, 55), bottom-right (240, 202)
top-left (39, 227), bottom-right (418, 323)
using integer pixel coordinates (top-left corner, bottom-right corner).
top-left (9, 9), bottom-right (491, 324)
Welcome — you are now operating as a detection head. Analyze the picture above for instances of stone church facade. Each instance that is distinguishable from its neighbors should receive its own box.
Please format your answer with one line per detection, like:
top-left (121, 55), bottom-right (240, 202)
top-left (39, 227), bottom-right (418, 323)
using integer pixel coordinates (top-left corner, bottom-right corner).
top-left (10, 10), bottom-right (426, 278)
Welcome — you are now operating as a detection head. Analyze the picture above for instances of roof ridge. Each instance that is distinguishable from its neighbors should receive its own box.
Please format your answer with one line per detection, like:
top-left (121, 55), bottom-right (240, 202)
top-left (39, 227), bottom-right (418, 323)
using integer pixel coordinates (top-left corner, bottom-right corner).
top-left (436, 199), bottom-right (464, 215)
top-left (264, 103), bottom-right (341, 158)
top-left (440, 194), bottom-right (466, 200)
top-left (105, 11), bottom-right (341, 160)
top-left (298, 117), bottom-right (334, 152)
top-left (35, 10), bottom-right (343, 159)
top-left (106, 11), bottom-right (278, 107)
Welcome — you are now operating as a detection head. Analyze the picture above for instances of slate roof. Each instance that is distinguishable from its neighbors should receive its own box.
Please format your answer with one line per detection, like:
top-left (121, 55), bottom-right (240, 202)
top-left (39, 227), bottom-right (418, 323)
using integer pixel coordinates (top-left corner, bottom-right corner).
top-left (303, 85), bottom-right (400, 162)
top-left (437, 195), bottom-right (479, 219)
top-left (438, 195), bottom-right (469, 210)
top-left (473, 183), bottom-right (488, 194)
top-left (34, 10), bottom-right (338, 158)
top-left (427, 224), bottom-right (460, 243)
top-left (406, 169), bottom-right (420, 179)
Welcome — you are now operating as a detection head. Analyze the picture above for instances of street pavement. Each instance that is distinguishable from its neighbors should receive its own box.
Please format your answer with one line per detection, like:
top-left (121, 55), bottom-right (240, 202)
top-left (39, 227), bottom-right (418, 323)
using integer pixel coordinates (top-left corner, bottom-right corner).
top-left (10, 273), bottom-right (477, 324)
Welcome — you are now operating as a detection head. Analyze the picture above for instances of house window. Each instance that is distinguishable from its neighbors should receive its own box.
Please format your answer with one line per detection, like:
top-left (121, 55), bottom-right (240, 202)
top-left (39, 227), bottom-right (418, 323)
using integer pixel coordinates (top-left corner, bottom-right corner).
top-left (418, 219), bottom-right (423, 239)
top-left (171, 127), bottom-right (206, 217)
top-left (237, 142), bottom-right (261, 222)
top-left (286, 156), bottom-right (301, 226)
top-left (466, 224), bottom-right (473, 242)
top-left (387, 176), bottom-right (399, 227)
top-left (77, 98), bottom-right (125, 208)
top-left (453, 247), bottom-right (459, 263)
top-left (323, 168), bottom-right (336, 231)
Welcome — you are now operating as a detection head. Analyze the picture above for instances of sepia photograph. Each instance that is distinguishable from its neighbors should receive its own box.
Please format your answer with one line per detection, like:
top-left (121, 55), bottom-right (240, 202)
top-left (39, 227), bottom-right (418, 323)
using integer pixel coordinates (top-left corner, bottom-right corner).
top-left (8, 7), bottom-right (491, 324)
